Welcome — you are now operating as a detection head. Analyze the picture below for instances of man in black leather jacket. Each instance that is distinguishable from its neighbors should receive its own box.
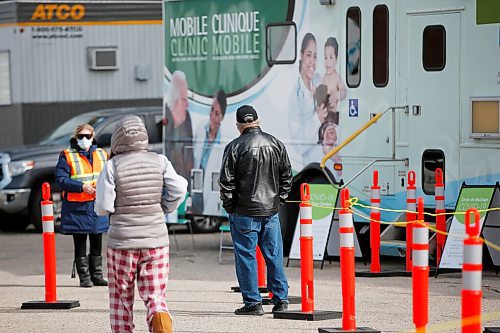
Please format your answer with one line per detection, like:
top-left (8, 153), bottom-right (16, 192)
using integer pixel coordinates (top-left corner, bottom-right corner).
top-left (219, 105), bottom-right (293, 316)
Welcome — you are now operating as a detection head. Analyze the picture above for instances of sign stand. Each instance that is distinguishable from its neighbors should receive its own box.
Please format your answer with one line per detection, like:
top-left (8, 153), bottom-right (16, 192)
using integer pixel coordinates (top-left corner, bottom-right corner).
top-left (436, 182), bottom-right (499, 276)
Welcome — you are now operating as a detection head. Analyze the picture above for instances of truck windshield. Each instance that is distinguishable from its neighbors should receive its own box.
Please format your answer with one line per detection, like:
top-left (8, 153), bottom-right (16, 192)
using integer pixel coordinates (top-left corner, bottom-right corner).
top-left (39, 114), bottom-right (107, 145)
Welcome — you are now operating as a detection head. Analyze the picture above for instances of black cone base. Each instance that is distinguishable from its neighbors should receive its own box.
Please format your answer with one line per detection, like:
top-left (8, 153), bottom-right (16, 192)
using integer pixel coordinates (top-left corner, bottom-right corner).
top-left (262, 295), bottom-right (301, 305)
top-left (355, 268), bottom-right (437, 278)
top-left (274, 310), bottom-right (342, 321)
top-left (231, 286), bottom-right (268, 293)
top-left (355, 270), bottom-right (411, 277)
top-left (21, 300), bottom-right (80, 310)
top-left (319, 327), bottom-right (380, 333)
top-left (484, 328), bottom-right (500, 333)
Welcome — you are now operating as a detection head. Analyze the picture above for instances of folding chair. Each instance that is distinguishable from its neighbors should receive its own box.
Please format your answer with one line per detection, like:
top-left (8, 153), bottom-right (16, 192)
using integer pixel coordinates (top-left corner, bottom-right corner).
top-left (218, 224), bottom-right (234, 263)
top-left (165, 199), bottom-right (197, 254)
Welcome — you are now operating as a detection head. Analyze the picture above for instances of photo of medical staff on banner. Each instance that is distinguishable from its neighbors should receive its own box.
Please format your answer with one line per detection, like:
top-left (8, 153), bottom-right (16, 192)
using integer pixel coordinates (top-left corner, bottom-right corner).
top-left (289, 32), bottom-right (347, 181)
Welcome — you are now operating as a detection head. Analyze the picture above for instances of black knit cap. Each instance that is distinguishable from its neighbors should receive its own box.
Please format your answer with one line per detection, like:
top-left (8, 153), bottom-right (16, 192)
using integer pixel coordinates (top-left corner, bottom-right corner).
top-left (236, 105), bottom-right (258, 123)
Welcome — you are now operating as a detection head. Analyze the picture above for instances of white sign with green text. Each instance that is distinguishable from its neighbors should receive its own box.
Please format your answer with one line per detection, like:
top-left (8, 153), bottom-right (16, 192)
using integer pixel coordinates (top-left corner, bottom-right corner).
top-left (289, 184), bottom-right (338, 261)
top-left (439, 186), bottom-right (496, 269)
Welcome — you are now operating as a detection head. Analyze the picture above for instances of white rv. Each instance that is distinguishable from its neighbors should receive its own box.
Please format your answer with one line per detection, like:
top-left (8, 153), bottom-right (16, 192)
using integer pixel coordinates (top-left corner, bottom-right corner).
top-left (162, 0), bottom-right (500, 239)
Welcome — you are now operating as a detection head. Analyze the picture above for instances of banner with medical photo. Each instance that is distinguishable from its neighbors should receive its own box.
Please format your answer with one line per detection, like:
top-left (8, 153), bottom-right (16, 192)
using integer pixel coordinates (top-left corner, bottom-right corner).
top-left (439, 185), bottom-right (495, 269)
top-left (289, 184), bottom-right (339, 261)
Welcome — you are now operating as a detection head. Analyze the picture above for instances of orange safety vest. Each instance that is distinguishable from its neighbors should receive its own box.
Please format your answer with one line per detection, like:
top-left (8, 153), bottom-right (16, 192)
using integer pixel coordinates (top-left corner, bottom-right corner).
top-left (63, 148), bottom-right (107, 202)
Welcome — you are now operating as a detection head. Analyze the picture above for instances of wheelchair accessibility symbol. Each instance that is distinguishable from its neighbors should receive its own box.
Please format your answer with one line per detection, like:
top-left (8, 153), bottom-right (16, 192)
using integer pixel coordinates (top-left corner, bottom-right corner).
top-left (349, 99), bottom-right (358, 117)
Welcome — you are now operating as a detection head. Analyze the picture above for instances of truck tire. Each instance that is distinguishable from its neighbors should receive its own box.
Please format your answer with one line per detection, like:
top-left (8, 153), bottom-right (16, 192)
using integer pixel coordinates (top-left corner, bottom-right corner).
top-left (29, 182), bottom-right (62, 232)
top-left (190, 216), bottom-right (222, 233)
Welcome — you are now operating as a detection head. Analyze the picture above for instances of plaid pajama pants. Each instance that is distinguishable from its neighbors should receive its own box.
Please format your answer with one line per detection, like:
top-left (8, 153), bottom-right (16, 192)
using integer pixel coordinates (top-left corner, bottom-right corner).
top-left (107, 246), bottom-right (170, 333)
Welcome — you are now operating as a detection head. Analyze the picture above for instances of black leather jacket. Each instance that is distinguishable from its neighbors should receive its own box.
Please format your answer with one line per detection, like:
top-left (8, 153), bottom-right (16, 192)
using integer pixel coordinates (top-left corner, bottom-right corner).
top-left (219, 126), bottom-right (293, 216)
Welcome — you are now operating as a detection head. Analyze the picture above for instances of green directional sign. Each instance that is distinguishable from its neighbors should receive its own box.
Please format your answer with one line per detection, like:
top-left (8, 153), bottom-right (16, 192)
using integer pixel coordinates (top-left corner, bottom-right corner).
top-left (309, 184), bottom-right (339, 220)
top-left (164, 0), bottom-right (290, 97)
top-left (455, 187), bottom-right (495, 224)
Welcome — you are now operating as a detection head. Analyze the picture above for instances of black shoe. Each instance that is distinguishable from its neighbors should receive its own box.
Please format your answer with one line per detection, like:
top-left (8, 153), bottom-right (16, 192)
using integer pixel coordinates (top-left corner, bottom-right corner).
top-left (234, 303), bottom-right (265, 316)
top-left (272, 301), bottom-right (288, 313)
top-left (89, 255), bottom-right (108, 286)
top-left (74, 257), bottom-right (93, 288)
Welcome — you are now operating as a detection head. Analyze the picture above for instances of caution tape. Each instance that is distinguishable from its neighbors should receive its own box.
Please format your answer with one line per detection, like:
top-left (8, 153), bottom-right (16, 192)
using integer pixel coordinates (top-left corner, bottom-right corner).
top-left (286, 198), bottom-right (500, 252)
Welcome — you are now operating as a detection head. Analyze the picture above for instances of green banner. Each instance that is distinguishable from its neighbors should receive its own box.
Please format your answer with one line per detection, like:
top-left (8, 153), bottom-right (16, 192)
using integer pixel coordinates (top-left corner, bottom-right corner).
top-left (476, 0), bottom-right (500, 24)
top-left (164, 0), bottom-right (290, 96)
top-left (309, 184), bottom-right (339, 220)
top-left (455, 187), bottom-right (495, 224)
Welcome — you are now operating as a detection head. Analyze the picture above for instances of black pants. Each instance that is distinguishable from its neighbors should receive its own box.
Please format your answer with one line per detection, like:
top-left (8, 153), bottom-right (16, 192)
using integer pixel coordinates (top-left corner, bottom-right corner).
top-left (72, 234), bottom-right (103, 258)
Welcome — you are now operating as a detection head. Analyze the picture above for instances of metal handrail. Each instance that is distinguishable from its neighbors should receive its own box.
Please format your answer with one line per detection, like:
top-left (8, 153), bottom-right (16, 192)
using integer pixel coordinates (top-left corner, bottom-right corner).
top-left (320, 105), bottom-right (408, 188)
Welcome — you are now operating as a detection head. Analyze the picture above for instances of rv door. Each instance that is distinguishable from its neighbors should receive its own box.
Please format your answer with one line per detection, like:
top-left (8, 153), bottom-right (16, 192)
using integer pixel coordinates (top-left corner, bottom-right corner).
top-left (399, 10), bottom-right (461, 201)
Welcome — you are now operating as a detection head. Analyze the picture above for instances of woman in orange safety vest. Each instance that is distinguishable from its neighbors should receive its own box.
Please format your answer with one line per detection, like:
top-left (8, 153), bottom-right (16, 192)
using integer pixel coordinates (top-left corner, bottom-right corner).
top-left (54, 123), bottom-right (108, 288)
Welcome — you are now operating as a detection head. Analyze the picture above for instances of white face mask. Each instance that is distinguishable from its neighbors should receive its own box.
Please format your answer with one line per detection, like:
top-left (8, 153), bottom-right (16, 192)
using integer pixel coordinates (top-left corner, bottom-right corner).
top-left (77, 137), bottom-right (92, 150)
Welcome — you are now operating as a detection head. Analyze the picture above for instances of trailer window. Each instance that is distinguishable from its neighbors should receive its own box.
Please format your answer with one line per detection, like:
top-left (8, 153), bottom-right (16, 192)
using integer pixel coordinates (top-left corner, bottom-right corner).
top-left (0, 51), bottom-right (11, 106)
top-left (266, 22), bottom-right (297, 65)
top-left (373, 5), bottom-right (388, 87)
top-left (422, 149), bottom-right (445, 195)
top-left (423, 25), bottom-right (446, 71)
top-left (346, 7), bottom-right (361, 87)
top-left (470, 98), bottom-right (500, 138)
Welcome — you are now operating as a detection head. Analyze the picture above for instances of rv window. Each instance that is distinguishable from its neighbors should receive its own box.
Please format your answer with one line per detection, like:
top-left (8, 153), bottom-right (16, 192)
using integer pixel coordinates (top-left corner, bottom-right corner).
top-left (373, 5), bottom-right (388, 87)
top-left (423, 25), bottom-right (446, 71)
top-left (266, 22), bottom-right (297, 65)
top-left (0, 51), bottom-right (11, 105)
top-left (346, 7), bottom-right (361, 87)
top-left (211, 172), bottom-right (220, 192)
top-left (191, 169), bottom-right (203, 193)
top-left (421, 149), bottom-right (445, 195)
top-left (470, 98), bottom-right (500, 138)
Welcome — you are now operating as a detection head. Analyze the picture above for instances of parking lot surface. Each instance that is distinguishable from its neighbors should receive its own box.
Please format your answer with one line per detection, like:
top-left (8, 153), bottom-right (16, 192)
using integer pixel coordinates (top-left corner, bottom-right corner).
top-left (0, 229), bottom-right (499, 332)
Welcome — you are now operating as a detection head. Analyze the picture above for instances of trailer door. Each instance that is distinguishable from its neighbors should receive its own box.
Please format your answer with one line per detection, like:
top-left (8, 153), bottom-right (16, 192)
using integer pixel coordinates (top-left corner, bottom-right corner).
top-left (402, 11), bottom-right (461, 199)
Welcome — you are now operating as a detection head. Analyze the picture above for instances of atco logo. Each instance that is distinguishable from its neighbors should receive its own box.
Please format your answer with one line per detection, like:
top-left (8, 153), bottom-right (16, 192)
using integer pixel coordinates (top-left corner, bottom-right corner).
top-left (31, 4), bottom-right (86, 21)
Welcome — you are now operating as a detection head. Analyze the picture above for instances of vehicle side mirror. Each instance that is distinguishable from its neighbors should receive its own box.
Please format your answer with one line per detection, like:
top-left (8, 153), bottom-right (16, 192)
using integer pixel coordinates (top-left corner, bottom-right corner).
top-left (96, 133), bottom-right (112, 147)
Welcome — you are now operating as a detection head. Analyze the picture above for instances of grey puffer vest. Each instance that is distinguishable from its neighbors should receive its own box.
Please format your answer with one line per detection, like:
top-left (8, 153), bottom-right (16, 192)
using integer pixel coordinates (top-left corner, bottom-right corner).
top-left (107, 115), bottom-right (168, 249)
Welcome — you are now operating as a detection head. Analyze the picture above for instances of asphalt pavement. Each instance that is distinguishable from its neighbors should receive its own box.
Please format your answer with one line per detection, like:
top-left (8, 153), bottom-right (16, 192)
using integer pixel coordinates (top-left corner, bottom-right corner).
top-left (0, 227), bottom-right (499, 333)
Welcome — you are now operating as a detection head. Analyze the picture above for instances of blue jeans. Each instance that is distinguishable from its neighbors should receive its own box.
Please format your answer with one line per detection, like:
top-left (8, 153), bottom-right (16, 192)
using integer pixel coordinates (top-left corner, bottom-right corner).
top-left (229, 213), bottom-right (288, 306)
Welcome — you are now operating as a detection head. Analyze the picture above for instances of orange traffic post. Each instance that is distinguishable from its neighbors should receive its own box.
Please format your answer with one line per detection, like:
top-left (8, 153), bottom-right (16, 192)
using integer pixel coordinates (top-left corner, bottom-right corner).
top-left (21, 182), bottom-right (80, 310)
top-left (412, 197), bottom-right (429, 333)
top-left (462, 208), bottom-right (482, 333)
top-left (234, 239), bottom-right (301, 305)
top-left (406, 171), bottom-right (417, 272)
top-left (231, 246), bottom-right (268, 293)
top-left (319, 188), bottom-right (379, 333)
top-left (340, 188), bottom-right (356, 330)
top-left (370, 171), bottom-right (381, 273)
top-left (355, 171), bottom-right (409, 278)
top-left (257, 246), bottom-right (266, 290)
top-left (259, 246), bottom-right (301, 305)
top-left (275, 183), bottom-right (340, 321)
top-left (300, 183), bottom-right (314, 313)
top-left (434, 168), bottom-right (446, 266)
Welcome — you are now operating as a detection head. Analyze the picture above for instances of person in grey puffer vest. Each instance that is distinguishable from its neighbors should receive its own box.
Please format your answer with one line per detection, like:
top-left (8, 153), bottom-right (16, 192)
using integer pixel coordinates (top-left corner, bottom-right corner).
top-left (95, 115), bottom-right (187, 333)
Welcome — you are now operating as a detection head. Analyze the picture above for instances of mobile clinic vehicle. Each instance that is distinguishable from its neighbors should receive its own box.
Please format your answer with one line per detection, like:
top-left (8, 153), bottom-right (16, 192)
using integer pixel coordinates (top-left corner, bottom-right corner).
top-left (163, 0), bottom-right (500, 247)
